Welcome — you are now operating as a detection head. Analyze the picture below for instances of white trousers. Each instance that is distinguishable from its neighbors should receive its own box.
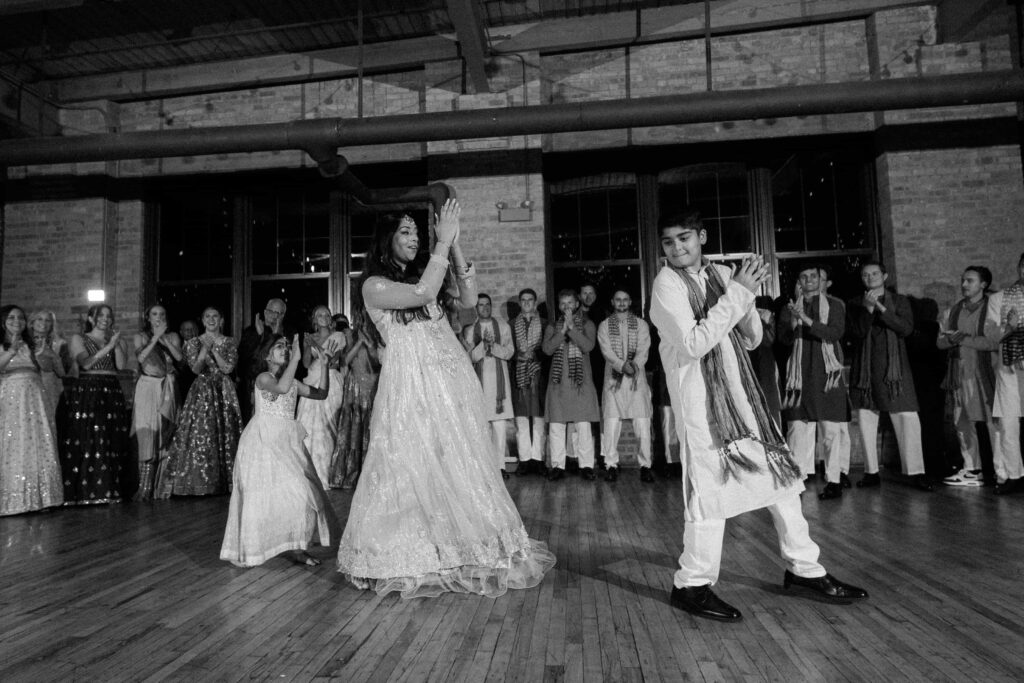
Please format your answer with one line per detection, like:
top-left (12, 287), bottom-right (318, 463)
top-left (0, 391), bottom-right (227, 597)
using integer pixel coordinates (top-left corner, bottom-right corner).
top-left (515, 416), bottom-right (546, 462)
top-left (995, 416), bottom-right (1024, 481)
top-left (953, 405), bottom-right (999, 473)
top-left (787, 420), bottom-right (849, 482)
top-left (490, 420), bottom-right (509, 471)
top-left (602, 417), bottom-right (652, 468)
top-left (661, 406), bottom-right (680, 464)
top-left (550, 422), bottom-right (594, 469)
top-left (856, 409), bottom-right (925, 476)
top-left (673, 494), bottom-right (825, 587)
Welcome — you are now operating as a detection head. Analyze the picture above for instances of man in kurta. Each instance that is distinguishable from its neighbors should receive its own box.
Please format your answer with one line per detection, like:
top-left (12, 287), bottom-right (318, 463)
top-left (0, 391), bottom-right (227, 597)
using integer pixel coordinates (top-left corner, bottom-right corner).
top-left (777, 265), bottom-right (851, 500)
top-left (511, 288), bottom-right (547, 476)
top-left (650, 209), bottom-right (867, 622)
top-left (597, 290), bottom-right (654, 483)
top-left (543, 289), bottom-right (601, 481)
top-left (846, 261), bottom-right (932, 491)
top-left (463, 293), bottom-right (515, 479)
top-left (984, 252), bottom-right (1024, 495)
top-left (938, 265), bottom-right (1000, 487)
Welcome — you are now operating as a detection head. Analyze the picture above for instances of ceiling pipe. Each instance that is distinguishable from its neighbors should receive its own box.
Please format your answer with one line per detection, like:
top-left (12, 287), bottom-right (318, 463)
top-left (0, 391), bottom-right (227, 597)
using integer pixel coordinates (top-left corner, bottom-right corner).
top-left (0, 70), bottom-right (1022, 168)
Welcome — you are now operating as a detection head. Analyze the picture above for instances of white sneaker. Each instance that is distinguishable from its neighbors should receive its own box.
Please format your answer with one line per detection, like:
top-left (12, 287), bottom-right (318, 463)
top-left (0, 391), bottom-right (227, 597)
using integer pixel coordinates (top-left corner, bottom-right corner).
top-left (943, 469), bottom-right (982, 487)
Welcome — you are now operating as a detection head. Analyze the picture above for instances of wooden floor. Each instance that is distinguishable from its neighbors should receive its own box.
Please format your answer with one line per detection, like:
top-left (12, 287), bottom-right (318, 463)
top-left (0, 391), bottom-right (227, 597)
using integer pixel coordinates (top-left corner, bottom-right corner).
top-left (2, 470), bottom-right (1023, 683)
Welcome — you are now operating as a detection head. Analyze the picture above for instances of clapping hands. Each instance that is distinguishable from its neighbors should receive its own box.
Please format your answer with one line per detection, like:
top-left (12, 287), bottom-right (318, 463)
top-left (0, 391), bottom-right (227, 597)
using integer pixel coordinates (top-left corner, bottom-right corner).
top-left (731, 255), bottom-right (771, 294)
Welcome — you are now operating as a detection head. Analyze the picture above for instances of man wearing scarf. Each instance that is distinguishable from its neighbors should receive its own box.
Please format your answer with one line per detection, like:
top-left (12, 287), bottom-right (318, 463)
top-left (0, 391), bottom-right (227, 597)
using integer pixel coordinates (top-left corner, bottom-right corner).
top-left (597, 290), bottom-right (654, 483)
top-left (846, 261), bottom-right (931, 491)
top-left (937, 266), bottom-right (999, 488)
top-left (984, 252), bottom-right (1024, 495)
top-left (463, 293), bottom-right (515, 479)
top-left (651, 209), bottom-right (867, 623)
top-left (511, 288), bottom-right (546, 476)
top-left (777, 265), bottom-right (850, 501)
top-left (542, 289), bottom-right (601, 481)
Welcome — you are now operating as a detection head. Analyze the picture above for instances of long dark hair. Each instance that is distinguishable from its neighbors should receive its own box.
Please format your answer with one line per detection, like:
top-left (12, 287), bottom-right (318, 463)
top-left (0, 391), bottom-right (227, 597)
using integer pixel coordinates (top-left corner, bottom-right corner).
top-left (1, 304), bottom-right (35, 351)
top-left (83, 304), bottom-right (113, 334)
top-left (256, 333), bottom-right (286, 379)
top-left (359, 212), bottom-right (451, 347)
top-left (141, 304), bottom-right (166, 337)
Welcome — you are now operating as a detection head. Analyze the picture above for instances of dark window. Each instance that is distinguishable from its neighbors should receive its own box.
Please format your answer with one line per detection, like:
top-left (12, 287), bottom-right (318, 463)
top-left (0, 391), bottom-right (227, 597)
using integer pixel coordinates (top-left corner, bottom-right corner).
top-left (658, 165), bottom-right (751, 256)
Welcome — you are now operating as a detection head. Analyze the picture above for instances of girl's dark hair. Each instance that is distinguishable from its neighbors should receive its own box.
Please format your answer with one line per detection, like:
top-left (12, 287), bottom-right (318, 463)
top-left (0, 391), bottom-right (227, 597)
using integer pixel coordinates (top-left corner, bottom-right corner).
top-left (359, 212), bottom-right (451, 347)
top-left (1, 305), bottom-right (36, 351)
top-left (83, 304), bottom-right (113, 334)
top-left (256, 333), bottom-right (286, 379)
top-left (332, 313), bottom-right (350, 333)
top-left (141, 304), bottom-right (166, 337)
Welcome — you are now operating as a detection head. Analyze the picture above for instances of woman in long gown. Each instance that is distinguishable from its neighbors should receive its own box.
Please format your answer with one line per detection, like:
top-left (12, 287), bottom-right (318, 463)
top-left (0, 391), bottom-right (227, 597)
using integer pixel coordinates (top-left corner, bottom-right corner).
top-left (28, 310), bottom-right (67, 425)
top-left (328, 309), bottom-right (379, 490)
top-left (160, 307), bottom-right (241, 497)
top-left (59, 304), bottom-right (130, 505)
top-left (221, 334), bottom-right (339, 567)
top-left (296, 305), bottom-right (346, 489)
top-left (336, 200), bottom-right (555, 598)
top-left (0, 305), bottom-right (64, 515)
top-left (131, 305), bottom-right (183, 501)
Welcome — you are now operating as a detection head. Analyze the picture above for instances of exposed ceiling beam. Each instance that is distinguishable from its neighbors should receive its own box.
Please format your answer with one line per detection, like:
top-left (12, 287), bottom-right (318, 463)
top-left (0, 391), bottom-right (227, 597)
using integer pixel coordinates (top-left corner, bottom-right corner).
top-left (936, 0), bottom-right (1007, 42)
top-left (0, 0), bottom-right (85, 16)
top-left (0, 74), bottom-right (61, 137)
top-left (445, 0), bottom-right (491, 94)
top-left (2, 69), bottom-right (1020, 167)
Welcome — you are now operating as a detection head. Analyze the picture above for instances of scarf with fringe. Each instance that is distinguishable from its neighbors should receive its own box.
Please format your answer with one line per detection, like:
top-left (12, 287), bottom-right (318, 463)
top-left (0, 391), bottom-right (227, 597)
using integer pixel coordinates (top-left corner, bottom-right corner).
top-left (851, 291), bottom-right (905, 409)
top-left (671, 263), bottom-right (801, 488)
top-left (470, 318), bottom-right (506, 413)
top-left (608, 312), bottom-right (639, 391)
top-left (513, 314), bottom-right (542, 389)
top-left (1000, 281), bottom-right (1024, 370)
top-left (941, 296), bottom-right (992, 398)
top-left (550, 311), bottom-right (585, 388)
top-left (782, 294), bottom-right (843, 409)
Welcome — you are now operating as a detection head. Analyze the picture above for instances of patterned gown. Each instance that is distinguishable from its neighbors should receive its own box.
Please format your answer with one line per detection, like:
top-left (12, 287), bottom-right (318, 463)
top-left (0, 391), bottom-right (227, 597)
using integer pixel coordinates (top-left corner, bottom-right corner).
top-left (58, 335), bottom-right (130, 505)
top-left (296, 333), bottom-right (346, 489)
top-left (337, 285), bottom-right (555, 599)
top-left (328, 343), bottom-right (378, 490)
top-left (0, 346), bottom-right (63, 515)
top-left (161, 337), bottom-right (241, 497)
top-left (220, 382), bottom-right (337, 567)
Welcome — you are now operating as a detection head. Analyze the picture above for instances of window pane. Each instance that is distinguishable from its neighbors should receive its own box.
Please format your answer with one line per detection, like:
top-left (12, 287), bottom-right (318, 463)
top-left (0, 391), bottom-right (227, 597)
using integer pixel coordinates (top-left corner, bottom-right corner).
top-left (608, 188), bottom-right (638, 259)
top-left (155, 283), bottom-right (233, 336)
top-left (276, 193), bottom-right (305, 275)
top-left (159, 193), bottom-right (233, 281)
top-left (550, 194), bottom-right (579, 262)
top-left (251, 195), bottom-right (278, 276)
top-left (305, 199), bottom-right (330, 274)
top-left (579, 193), bottom-right (609, 261)
top-left (720, 216), bottom-right (751, 254)
top-left (835, 162), bottom-right (872, 251)
top-left (804, 159), bottom-right (838, 251)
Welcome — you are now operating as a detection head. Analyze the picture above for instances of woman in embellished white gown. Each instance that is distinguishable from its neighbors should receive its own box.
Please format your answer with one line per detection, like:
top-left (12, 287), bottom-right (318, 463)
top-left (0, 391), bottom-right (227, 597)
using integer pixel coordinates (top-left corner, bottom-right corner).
top-left (296, 305), bottom-right (346, 489)
top-left (336, 199), bottom-right (555, 598)
top-left (0, 305), bottom-right (63, 515)
top-left (221, 334), bottom-right (339, 567)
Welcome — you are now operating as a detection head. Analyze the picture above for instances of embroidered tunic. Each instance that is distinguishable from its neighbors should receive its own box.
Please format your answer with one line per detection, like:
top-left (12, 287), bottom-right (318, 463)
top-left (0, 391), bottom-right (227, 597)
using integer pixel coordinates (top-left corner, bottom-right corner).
top-left (596, 314), bottom-right (653, 419)
top-left (777, 294), bottom-right (849, 423)
top-left (463, 318), bottom-right (515, 421)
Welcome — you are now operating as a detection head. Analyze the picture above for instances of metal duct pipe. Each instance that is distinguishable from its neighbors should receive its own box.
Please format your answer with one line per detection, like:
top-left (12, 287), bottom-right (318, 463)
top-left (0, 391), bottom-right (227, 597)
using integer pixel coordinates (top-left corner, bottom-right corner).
top-left (324, 156), bottom-right (454, 211)
top-left (1, 70), bottom-right (1022, 167)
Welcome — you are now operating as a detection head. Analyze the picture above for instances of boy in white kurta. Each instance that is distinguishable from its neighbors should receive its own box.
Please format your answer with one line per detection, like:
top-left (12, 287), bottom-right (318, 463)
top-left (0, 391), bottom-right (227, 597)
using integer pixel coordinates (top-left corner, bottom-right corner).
top-left (649, 209), bottom-right (867, 622)
top-left (463, 293), bottom-right (515, 478)
top-left (597, 290), bottom-right (654, 483)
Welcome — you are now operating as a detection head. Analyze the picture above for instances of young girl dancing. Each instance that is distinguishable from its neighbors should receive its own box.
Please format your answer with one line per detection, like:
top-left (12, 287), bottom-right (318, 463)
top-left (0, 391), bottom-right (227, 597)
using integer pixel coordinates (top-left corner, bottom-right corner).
top-left (220, 334), bottom-right (340, 567)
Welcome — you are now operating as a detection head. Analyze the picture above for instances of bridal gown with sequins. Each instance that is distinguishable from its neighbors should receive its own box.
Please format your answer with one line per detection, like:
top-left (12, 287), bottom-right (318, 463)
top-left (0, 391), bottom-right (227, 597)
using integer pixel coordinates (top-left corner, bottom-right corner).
top-left (337, 277), bottom-right (555, 599)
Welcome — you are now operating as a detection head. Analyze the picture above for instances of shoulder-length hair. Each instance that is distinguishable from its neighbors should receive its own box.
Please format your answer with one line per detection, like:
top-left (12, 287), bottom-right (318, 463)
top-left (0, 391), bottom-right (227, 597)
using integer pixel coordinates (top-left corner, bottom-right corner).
top-left (83, 304), bottom-right (113, 334)
top-left (28, 309), bottom-right (62, 346)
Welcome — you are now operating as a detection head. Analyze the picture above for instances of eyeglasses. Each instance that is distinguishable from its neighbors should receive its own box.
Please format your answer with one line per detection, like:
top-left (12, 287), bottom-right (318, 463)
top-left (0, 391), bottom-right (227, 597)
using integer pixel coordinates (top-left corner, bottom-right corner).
top-left (265, 308), bottom-right (285, 316)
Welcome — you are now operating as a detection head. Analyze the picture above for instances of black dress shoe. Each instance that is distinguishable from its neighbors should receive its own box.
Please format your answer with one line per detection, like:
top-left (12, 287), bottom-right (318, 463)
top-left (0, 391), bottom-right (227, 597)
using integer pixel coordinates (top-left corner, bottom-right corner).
top-left (547, 467), bottom-right (565, 481)
top-left (640, 467), bottom-right (655, 483)
top-left (581, 467), bottom-right (596, 481)
top-left (912, 474), bottom-right (934, 492)
top-left (669, 585), bottom-right (742, 622)
top-left (605, 467), bottom-right (618, 482)
top-left (856, 472), bottom-right (881, 488)
top-left (818, 482), bottom-right (842, 500)
top-left (516, 462), bottom-right (531, 476)
top-left (840, 472), bottom-right (852, 489)
top-left (995, 477), bottom-right (1024, 495)
top-left (783, 570), bottom-right (868, 602)
top-left (501, 470), bottom-right (510, 480)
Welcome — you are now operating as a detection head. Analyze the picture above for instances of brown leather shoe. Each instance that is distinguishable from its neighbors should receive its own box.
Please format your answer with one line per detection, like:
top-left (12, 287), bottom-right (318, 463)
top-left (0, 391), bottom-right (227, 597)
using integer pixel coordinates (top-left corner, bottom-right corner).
top-left (669, 585), bottom-right (742, 622)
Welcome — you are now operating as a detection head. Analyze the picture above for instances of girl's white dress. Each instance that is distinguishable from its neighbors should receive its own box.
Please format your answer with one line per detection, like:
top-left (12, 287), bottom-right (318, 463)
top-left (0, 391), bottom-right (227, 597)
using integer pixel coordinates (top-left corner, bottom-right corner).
top-left (296, 332), bottom-right (346, 489)
top-left (337, 283), bottom-right (555, 598)
top-left (220, 382), bottom-right (337, 567)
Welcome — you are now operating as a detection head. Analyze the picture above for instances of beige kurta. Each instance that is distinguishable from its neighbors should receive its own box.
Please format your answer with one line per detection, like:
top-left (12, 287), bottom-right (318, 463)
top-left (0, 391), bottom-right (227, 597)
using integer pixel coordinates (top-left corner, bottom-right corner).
top-left (597, 314), bottom-right (652, 419)
top-left (650, 263), bottom-right (802, 522)
top-left (464, 318), bottom-right (515, 421)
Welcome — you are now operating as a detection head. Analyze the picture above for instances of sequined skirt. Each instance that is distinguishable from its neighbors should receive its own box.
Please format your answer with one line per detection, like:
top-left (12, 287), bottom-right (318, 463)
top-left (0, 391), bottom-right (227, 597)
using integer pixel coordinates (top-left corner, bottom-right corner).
top-left (57, 374), bottom-right (130, 505)
top-left (0, 371), bottom-right (63, 515)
